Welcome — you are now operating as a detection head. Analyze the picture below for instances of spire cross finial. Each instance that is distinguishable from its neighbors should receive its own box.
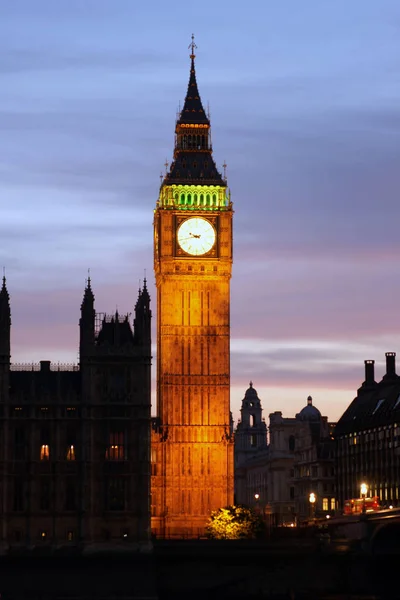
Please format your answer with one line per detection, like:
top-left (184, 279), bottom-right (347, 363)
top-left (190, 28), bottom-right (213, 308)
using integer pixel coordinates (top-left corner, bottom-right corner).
top-left (164, 159), bottom-right (169, 174)
top-left (2, 266), bottom-right (5, 286)
top-left (223, 161), bottom-right (227, 180)
top-left (189, 33), bottom-right (197, 59)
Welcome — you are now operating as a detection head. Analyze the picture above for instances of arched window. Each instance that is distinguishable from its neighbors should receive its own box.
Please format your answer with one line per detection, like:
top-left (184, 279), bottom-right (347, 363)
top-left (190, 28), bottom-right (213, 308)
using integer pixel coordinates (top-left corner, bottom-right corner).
top-left (182, 135), bottom-right (187, 149)
top-left (187, 193), bottom-right (192, 205)
top-left (188, 135), bottom-right (192, 149)
top-left (289, 435), bottom-right (295, 452)
top-left (250, 414), bottom-right (256, 427)
top-left (174, 193), bottom-right (179, 203)
top-left (200, 194), bottom-right (204, 205)
top-left (180, 193), bottom-right (185, 205)
top-left (194, 193), bottom-right (198, 204)
top-left (212, 193), bottom-right (216, 205)
top-left (206, 194), bottom-right (211, 206)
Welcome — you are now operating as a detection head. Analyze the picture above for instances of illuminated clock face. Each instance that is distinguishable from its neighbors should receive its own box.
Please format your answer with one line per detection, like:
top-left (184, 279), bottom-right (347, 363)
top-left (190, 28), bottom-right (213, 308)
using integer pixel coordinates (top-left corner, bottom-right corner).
top-left (177, 217), bottom-right (216, 256)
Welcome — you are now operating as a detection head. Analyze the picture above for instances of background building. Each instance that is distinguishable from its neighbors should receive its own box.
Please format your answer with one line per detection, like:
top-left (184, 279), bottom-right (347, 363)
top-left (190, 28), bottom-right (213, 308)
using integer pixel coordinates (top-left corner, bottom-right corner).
top-left (294, 397), bottom-right (335, 521)
top-left (335, 353), bottom-right (400, 510)
top-left (234, 386), bottom-right (335, 525)
top-left (0, 276), bottom-right (152, 550)
top-left (234, 382), bottom-right (267, 505)
top-left (151, 47), bottom-right (234, 538)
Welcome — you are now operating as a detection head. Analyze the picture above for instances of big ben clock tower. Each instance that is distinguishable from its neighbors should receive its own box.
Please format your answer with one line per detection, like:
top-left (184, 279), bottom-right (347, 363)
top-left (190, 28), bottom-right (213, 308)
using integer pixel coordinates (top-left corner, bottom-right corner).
top-left (151, 39), bottom-right (234, 537)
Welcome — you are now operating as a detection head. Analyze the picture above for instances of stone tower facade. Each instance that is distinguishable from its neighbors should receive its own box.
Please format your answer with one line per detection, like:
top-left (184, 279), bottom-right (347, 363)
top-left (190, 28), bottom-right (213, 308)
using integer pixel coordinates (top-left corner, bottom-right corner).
top-left (234, 382), bottom-right (267, 504)
top-left (0, 276), bottom-right (152, 550)
top-left (151, 45), bottom-right (234, 537)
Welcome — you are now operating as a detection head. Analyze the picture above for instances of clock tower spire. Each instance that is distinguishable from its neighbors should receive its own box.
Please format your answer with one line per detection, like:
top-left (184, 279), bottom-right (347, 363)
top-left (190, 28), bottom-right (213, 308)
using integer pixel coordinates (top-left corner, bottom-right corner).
top-left (152, 40), bottom-right (234, 538)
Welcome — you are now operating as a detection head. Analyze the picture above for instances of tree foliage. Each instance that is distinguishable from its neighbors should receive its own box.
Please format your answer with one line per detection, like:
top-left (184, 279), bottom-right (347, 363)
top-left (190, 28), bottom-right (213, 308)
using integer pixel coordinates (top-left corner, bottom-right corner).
top-left (206, 505), bottom-right (264, 540)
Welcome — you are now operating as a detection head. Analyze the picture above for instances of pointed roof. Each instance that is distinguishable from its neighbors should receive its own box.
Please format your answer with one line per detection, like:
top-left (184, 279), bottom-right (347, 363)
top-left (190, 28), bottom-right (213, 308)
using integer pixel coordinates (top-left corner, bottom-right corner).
top-left (0, 275), bottom-right (11, 327)
top-left (0, 275), bottom-right (9, 304)
top-left (81, 276), bottom-right (94, 310)
top-left (136, 277), bottom-right (150, 310)
top-left (177, 55), bottom-right (210, 126)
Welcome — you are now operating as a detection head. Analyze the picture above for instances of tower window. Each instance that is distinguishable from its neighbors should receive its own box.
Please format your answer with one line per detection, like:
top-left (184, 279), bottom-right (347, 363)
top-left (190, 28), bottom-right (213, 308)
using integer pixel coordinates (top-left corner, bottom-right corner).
top-left (105, 478), bottom-right (126, 511)
top-left (106, 432), bottom-right (125, 460)
top-left (187, 193), bottom-right (192, 204)
top-left (40, 481), bottom-right (50, 510)
top-left (13, 480), bottom-right (24, 512)
top-left (206, 194), bottom-right (210, 206)
top-left (65, 482), bottom-right (76, 511)
top-left (250, 414), bottom-right (255, 427)
top-left (180, 193), bottom-right (185, 205)
top-left (14, 427), bottom-right (25, 460)
top-left (66, 445), bottom-right (76, 461)
top-left (212, 194), bottom-right (216, 204)
top-left (40, 444), bottom-right (50, 461)
top-left (250, 435), bottom-right (257, 447)
top-left (200, 194), bottom-right (204, 205)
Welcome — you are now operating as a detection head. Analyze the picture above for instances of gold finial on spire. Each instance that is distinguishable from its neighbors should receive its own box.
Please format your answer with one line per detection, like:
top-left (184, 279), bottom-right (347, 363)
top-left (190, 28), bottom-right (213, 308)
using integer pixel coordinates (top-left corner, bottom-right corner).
top-left (189, 33), bottom-right (197, 60)
top-left (223, 161), bottom-right (227, 180)
top-left (164, 159), bottom-right (169, 174)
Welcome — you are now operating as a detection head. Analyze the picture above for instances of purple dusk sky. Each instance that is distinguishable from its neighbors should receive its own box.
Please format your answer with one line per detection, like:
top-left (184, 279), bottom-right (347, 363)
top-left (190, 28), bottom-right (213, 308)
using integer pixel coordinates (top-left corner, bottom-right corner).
top-left (1, 0), bottom-right (400, 424)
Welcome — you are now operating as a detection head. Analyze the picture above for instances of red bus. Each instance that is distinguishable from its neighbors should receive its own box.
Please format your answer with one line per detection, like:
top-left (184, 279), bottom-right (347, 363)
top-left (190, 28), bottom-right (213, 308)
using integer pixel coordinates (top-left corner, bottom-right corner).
top-left (343, 496), bottom-right (380, 515)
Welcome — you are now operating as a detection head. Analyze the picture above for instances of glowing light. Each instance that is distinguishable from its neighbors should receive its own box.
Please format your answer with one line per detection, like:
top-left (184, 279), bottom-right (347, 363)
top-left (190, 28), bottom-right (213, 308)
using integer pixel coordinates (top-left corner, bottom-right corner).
top-left (309, 492), bottom-right (316, 504)
top-left (360, 483), bottom-right (368, 497)
top-left (40, 444), bottom-right (50, 461)
top-left (254, 493), bottom-right (260, 500)
top-left (326, 515), bottom-right (331, 519)
top-left (67, 444), bottom-right (75, 461)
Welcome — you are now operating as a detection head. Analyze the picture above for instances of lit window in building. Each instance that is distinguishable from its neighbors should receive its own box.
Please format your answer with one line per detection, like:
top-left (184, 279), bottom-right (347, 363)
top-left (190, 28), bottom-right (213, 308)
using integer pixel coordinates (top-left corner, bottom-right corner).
top-left (330, 498), bottom-right (335, 511)
top-left (322, 498), bottom-right (329, 511)
top-left (41, 531), bottom-right (47, 540)
top-left (66, 445), bottom-right (76, 461)
top-left (106, 432), bottom-right (125, 460)
top-left (67, 531), bottom-right (74, 542)
top-left (250, 414), bottom-right (255, 427)
top-left (40, 444), bottom-right (50, 461)
top-left (151, 447), bottom-right (157, 476)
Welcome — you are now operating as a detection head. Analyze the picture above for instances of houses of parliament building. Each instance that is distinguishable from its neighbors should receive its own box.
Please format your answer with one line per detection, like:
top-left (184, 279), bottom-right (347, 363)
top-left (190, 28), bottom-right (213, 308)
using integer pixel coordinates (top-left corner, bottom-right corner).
top-left (0, 42), bottom-right (234, 548)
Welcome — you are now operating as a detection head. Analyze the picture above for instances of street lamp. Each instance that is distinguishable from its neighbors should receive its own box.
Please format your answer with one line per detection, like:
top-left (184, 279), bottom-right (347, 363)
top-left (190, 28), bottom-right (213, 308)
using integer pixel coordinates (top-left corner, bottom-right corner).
top-left (309, 492), bottom-right (316, 521)
top-left (360, 482), bottom-right (367, 514)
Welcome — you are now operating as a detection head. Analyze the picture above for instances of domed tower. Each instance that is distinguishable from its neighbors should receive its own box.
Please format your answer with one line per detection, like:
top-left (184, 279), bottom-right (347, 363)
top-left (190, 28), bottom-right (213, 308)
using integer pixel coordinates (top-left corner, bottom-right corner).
top-left (296, 395), bottom-right (321, 422)
top-left (235, 382), bottom-right (267, 460)
top-left (234, 383), bottom-right (267, 504)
